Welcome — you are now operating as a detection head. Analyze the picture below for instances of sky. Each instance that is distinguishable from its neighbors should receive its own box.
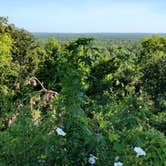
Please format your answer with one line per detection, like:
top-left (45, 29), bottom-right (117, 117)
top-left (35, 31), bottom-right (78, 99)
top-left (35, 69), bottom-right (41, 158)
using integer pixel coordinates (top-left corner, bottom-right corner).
top-left (0, 0), bottom-right (166, 33)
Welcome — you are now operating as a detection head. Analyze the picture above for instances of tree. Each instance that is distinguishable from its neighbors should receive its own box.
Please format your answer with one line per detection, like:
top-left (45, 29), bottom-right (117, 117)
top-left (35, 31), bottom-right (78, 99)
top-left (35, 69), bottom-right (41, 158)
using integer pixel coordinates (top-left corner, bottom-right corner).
top-left (141, 36), bottom-right (166, 112)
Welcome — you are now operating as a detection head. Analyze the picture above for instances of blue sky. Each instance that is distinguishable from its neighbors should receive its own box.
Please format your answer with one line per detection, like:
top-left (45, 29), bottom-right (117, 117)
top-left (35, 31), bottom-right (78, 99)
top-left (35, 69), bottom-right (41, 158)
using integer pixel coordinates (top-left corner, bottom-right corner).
top-left (0, 0), bottom-right (166, 33)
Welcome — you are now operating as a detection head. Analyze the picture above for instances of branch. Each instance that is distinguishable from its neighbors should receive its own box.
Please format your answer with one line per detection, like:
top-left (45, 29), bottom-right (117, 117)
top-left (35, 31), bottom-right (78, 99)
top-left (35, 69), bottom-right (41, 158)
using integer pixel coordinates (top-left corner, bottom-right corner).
top-left (30, 76), bottom-right (58, 95)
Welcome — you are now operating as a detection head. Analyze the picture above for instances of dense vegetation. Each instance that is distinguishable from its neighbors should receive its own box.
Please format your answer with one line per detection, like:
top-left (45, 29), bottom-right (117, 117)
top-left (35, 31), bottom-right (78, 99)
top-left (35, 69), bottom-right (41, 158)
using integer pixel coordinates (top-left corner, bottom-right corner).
top-left (0, 17), bottom-right (166, 165)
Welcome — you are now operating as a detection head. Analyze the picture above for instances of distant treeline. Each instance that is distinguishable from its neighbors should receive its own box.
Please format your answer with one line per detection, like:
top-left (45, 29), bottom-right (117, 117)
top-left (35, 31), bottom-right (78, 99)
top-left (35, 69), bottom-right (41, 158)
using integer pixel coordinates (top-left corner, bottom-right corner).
top-left (33, 32), bottom-right (166, 41)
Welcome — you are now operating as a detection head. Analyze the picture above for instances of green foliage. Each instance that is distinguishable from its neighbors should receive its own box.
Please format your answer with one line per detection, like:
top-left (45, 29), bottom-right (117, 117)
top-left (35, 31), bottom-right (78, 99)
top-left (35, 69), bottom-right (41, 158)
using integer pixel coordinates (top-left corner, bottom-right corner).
top-left (0, 33), bottom-right (15, 79)
top-left (141, 36), bottom-right (166, 112)
top-left (0, 16), bottom-right (166, 165)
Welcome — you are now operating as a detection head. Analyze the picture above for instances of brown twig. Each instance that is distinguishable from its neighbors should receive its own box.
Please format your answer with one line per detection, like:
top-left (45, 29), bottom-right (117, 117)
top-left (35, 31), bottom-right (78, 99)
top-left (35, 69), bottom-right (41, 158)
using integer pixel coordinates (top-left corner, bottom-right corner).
top-left (30, 76), bottom-right (58, 95)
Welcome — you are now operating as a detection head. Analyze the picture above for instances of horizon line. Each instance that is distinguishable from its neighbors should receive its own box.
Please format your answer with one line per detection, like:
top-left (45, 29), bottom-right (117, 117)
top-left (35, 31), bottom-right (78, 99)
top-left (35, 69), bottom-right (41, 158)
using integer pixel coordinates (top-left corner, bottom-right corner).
top-left (32, 32), bottom-right (166, 34)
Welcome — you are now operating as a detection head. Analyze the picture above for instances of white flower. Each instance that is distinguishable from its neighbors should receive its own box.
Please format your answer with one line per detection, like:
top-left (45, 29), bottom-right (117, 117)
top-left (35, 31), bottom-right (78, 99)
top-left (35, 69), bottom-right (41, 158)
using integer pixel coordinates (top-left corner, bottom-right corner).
top-left (114, 161), bottom-right (123, 166)
top-left (56, 127), bottom-right (66, 136)
top-left (134, 147), bottom-right (146, 156)
top-left (88, 154), bottom-right (97, 165)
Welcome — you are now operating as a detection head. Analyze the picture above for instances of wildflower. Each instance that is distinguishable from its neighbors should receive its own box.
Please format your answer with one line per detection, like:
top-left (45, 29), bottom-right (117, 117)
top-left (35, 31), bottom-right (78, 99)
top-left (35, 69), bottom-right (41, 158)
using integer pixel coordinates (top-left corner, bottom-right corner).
top-left (55, 127), bottom-right (66, 136)
top-left (134, 147), bottom-right (146, 156)
top-left (88, 154), bottom-right (97, 165)
top-left (114, 161), bottom-right (123, 166)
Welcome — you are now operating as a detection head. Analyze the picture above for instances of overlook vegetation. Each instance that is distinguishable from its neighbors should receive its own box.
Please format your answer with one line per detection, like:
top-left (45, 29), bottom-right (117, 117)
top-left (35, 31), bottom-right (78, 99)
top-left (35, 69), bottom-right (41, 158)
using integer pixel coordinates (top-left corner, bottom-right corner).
top-left (0, 17), bottom-right (166, 165)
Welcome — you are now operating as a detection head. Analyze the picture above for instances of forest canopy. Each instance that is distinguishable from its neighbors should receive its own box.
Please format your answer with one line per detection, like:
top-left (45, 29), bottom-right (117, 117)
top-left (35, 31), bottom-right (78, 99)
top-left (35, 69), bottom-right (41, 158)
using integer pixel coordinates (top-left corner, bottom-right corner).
top-left (0, 17), bottom-right (166, 165)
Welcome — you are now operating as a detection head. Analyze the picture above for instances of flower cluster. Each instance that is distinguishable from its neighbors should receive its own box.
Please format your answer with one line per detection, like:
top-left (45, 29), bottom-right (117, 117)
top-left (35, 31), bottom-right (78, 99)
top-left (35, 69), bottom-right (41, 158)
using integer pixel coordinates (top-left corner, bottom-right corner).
top-left (134, 147), bottom-right (146, 157)
top-left (88, 146), bottom-right (146, 165)
top-left (55, 127), bottom-right (146, 165)
top-left (55, 127), bottom-right (66, 136)
top-left (88, 154), bottom-right (97, 165)
top-left (114, 161), bottom-right (123, 166)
